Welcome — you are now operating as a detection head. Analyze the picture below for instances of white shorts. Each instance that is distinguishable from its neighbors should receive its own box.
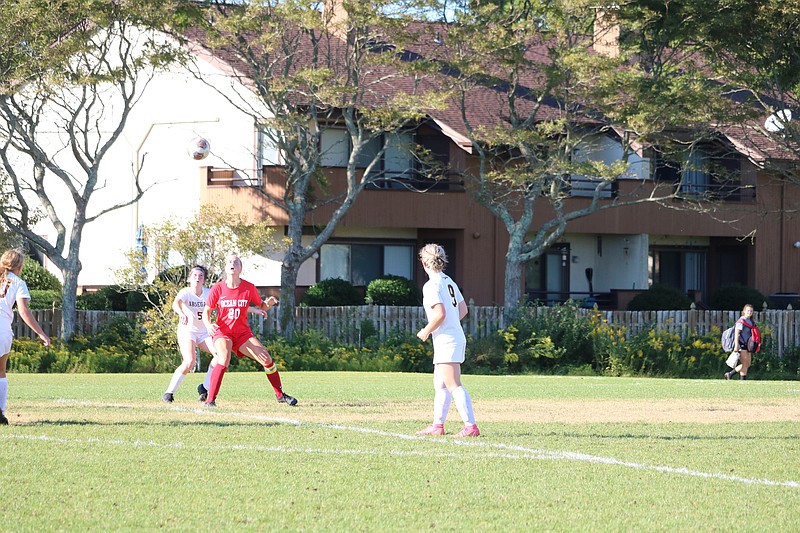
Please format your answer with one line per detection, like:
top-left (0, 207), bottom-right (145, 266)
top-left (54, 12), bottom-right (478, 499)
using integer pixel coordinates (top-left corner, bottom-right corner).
top-left (177, 327), bottom-right (211, 347)
top-left (432, 337), bottom-right (466, 365)
top-left (0, 330), bottom-right (12, 356)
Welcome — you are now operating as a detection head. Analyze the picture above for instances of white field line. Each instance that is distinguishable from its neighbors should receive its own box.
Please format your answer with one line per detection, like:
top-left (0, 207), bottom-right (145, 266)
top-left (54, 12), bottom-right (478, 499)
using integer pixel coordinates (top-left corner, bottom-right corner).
top-left (5, 399), bottom-right (795, 490)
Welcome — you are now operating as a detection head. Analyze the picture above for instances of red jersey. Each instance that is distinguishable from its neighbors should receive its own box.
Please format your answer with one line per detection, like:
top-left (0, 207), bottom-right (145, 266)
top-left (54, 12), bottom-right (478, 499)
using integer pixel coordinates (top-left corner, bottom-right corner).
top-left (206, 278), bottom-right (262, 337)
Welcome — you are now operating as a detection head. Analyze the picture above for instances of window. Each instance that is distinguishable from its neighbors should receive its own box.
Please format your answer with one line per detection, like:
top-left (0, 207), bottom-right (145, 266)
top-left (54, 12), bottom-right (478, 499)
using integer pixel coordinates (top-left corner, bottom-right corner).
top-left (654, 143), bottom-right (742, 200)
top-left (525, 245), bottom-right (570, 304)
top-left (258, 127), bottom-right (282, 166)
top-left (320, 242), bottom-right (415, 286)
top-left (320, 128), bottom-right (349, 167)
top-left (266, 124), bottom-right (455, 190)
top-left (650, 247), bottom-right (707, 297)
top-left (569, 134), bottom-right (620, 199)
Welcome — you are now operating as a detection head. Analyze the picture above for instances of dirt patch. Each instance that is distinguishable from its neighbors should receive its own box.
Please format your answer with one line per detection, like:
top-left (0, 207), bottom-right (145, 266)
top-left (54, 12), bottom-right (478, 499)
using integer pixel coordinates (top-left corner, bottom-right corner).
top-left (296, 398), bottom-right (800, 424)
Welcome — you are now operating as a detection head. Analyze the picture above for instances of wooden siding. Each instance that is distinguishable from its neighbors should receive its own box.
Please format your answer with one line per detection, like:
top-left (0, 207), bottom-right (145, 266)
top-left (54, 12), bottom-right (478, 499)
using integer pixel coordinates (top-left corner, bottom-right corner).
top-left (199, 149), bottom-right (800, 305)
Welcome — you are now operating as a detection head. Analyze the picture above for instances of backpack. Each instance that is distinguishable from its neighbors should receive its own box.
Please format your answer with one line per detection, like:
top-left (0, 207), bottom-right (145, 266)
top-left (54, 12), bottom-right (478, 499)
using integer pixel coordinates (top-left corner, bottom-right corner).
top-left (721, 319), bottom-right (762, 353)
top-left (721, 326), bottom-right (736, 352)
top-left (743, 321), bottom-right (762, 353)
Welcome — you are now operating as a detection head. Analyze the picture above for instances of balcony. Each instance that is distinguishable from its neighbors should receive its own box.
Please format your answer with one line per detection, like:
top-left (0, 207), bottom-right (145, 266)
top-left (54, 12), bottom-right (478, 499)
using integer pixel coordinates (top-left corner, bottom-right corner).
top-left (366, 170), bottom-right (465, 192)
top-left (205, 167), bottom-right (262, 187)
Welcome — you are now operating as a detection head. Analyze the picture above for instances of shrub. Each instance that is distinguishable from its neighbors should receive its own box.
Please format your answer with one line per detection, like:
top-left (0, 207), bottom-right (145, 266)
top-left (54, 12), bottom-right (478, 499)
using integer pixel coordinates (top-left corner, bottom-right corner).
top-left (28, 290), bottom-right (62, 310)
top-left (77, 285), bottom-right (155, 312)
top-left (366, 275), bottom-right (422, 306)
top-left (500, 302), bottom-right (595, 371)
top-left (301, 278), bottom-right (362, 306)
top-left (21, 259), bottom-right (62, 291)
top-left (627, 284), bottom-right (692, 311)
top-left (77, 285), bottom-right (128, 311)
top-left (710, 284), bottom-right (767, 311)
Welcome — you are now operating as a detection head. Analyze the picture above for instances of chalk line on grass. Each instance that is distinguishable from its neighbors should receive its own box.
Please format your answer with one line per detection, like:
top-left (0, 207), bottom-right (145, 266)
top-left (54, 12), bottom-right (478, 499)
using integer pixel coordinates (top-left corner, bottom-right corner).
top-left (27, 399), bottom-right (800, 490)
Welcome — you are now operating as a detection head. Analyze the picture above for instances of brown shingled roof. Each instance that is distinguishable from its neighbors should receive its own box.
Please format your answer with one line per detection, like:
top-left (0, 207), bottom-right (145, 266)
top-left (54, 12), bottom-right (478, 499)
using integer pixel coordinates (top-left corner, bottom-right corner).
top-left (181, 9), bottom-right (794, 161)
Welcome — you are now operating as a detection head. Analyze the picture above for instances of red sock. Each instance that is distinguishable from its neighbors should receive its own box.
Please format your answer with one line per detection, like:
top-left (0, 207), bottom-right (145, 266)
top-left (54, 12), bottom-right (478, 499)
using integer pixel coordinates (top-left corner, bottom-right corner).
top-left (264, 363), bottom-right (283, 397)
top-left (207, 364), bottom-right (227, 402)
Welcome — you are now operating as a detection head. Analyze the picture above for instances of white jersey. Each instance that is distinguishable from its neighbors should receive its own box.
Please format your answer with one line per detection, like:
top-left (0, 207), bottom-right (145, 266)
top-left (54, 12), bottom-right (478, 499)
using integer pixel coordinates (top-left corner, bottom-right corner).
top-left (0, 272), bottom-right (30, 335)
top-left (175, 286), bottom-right (210, 335)
top-left (422, 271), bottom-right (466, 363)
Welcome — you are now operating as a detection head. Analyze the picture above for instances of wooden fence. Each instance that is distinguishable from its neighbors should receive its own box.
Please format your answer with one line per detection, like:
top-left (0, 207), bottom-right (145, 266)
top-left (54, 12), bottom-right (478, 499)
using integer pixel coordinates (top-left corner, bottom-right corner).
top-left (11, 305), bottom-right (800, 357)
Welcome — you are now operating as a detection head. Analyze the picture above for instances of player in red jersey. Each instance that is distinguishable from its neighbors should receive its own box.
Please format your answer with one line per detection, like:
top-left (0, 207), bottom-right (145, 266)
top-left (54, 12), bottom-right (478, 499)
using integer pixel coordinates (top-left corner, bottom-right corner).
top-left (201, 253), bottom-right (297, 407)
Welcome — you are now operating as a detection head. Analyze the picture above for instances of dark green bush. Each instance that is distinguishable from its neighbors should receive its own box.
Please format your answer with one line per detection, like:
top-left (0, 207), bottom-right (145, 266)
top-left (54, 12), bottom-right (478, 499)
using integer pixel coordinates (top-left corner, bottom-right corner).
top-left (77, 285), bottom-right (155, 312)
top-left (710, 284), bottom-right (767, 311)
top-left (125, 290), bottom-right (156, 312)
top-left (495, 302), bottom-right (594, 372)
top-left (77, 285), bottom-right (127, 311)
top-left (627, 284), bottom-right (692, 311)
top-left (21, 259), bottom-right (62, 291)
top-left (366, 275), bottom-right (422, 306)
top-left (301, 278), bottom-right (362, 306)
top-left (28, 289), bottom-right (62, 310)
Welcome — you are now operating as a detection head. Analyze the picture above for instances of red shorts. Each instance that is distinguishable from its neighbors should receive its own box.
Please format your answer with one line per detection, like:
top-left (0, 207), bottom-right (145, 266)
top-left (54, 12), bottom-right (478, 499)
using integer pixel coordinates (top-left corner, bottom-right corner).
top-left (213, 328), bottom-right (255, 358)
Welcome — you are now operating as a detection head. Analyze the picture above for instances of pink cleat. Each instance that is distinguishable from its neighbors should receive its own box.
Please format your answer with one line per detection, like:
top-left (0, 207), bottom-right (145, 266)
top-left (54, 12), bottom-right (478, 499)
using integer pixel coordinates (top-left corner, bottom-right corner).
top-left (415, 424), bottom-right (445, 436)
top-left (453, 424), bottom-right (480, 438)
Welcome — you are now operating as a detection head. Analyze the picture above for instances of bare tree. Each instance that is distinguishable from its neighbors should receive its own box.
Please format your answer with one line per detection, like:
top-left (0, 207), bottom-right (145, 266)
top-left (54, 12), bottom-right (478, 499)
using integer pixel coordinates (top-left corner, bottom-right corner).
top-left (0, 3), bottom-right (184, 339)
top-left (183, 0), bottom-right (442, 335)
top-left (426, 1), bottom-right (736, 307)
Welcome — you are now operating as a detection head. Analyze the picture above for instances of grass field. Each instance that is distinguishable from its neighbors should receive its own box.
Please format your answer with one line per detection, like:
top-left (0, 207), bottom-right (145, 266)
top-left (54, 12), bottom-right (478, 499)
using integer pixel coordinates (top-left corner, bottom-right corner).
top-left (1, 371), bottom-right (798, 532)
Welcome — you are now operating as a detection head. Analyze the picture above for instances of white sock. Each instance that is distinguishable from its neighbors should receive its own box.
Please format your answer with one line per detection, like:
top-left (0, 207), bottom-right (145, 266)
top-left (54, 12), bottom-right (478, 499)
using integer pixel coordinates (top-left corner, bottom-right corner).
top-left (451, 386), bottom-right (476, 426)
top-left (0, 377), bottom-right (7, 412)
top-left (432, 374), bottom-right (451, 425)
top-left (165, 370), bottom-right (186, 394)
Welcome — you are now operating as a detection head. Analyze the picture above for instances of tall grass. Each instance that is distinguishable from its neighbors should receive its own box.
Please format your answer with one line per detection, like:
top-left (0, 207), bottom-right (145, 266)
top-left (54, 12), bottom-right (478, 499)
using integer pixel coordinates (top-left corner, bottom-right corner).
top-left (1, 372), bottom-right (798, 531)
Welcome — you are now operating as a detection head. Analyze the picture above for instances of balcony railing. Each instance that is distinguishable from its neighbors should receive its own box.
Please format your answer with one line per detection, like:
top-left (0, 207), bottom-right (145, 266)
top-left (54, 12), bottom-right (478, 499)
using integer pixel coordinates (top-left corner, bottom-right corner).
top-left (677, 181), bottom-right (755, 202)
top-left (366, 170), bottom-right (465, 192)
top-left (206, 167), bottom-right (262, 187)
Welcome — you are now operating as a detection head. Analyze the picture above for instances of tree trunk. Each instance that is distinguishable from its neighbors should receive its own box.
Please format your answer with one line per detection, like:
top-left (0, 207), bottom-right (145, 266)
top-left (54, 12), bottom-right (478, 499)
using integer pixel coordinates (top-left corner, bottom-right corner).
top-left (60, 264), bottom-right (80, 341)
top-left (503, 255), bottom-right (524, 309)
top-left (279, 254), bottom-right (302, 339)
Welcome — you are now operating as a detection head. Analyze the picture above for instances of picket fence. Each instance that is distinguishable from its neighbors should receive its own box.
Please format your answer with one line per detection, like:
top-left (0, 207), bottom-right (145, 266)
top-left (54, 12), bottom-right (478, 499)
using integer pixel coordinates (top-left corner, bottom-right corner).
top-left (11, 305), bottom-right (800, 357)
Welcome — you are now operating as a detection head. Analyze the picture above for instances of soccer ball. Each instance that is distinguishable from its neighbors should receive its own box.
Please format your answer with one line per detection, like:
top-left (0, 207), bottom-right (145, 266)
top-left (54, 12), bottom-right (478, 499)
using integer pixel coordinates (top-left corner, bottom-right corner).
top-left (188, 137), bottom-right (211, 160)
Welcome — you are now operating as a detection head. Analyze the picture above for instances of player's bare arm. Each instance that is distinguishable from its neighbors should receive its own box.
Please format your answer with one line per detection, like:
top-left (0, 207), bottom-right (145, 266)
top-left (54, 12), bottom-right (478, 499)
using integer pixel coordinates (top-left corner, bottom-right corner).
top-left (202, 305), bottom-right (217, 336)
top-left (172, 295), bottom-right (192, 325)
top-left (417, 303), bottom-right (446, 342)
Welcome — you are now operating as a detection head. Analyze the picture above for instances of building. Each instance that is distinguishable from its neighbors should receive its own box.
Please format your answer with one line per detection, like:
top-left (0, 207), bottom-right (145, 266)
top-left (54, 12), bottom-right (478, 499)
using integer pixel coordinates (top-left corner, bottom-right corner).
top-left (23, 7), bottom-right (800, 310)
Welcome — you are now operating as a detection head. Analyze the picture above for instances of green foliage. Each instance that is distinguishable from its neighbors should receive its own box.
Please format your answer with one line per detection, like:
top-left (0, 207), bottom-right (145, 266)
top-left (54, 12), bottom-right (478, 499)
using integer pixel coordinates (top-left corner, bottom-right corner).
top-left (260, 328), bottom-right (431, 373)
top-left (76, 285), bottom-right (153, 312)
top-left (301, 278), bottom-right (363, 306)
top-left (498, 302), bottom-right (595, 372)
top-left (112, 204), bottom-right (282, 347)
top-left (627, 284), bottom-right (693, 311)
top-left (710, 284), bottom-right (767, 311)
top-left (27, 290), bottom-right (62, 310)
top-left (6, 304), bottom-right (799, 379)
top-left (602, 326), bottom-right (725, 378)
top-left (366, 275), bottom-right (422, 306)
top-left (21, 259), bottom-right (62, 291)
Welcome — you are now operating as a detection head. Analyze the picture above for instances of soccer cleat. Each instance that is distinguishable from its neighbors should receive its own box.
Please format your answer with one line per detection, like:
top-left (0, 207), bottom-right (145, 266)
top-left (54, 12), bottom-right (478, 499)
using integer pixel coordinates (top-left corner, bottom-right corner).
top-left (277, 392), bottom-right (298, 406)
top-left (162, 393), bottom-right (174, 403)
top-left (197, 383), bottom-right (208, 403)
top-left (416, 424), bottom-right (445, 436)
top-left (453, 424), bottom-right (480, 438)
top-left (0, 410), bottom-right (7, 425)
top-left (724, 371), bottom-right (733, 380)
top-left (203, 400), bottom-right (217, 408)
